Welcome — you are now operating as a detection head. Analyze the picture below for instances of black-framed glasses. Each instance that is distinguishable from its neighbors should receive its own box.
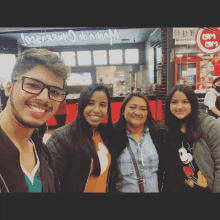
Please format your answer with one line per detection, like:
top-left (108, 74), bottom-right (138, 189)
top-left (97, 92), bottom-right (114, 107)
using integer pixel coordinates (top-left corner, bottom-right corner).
top-left (12, 76), bottom-right (68, 102)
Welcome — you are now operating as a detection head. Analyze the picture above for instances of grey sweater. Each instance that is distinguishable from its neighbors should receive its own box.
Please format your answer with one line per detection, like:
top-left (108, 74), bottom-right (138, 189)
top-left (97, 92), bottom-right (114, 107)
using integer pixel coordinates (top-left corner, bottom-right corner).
top-left (194, 114), bottom-right (220, 192)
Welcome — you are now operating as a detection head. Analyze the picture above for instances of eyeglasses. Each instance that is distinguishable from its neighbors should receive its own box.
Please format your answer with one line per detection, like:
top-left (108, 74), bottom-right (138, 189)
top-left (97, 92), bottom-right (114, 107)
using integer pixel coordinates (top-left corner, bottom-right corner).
top-left (12, 76), bottom-right (68, 102)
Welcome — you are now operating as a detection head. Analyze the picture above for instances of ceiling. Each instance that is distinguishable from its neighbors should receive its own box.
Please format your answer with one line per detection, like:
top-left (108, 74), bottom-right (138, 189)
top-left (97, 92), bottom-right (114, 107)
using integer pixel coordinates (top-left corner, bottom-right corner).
top-left (0, 27), bottom-right (158, 47)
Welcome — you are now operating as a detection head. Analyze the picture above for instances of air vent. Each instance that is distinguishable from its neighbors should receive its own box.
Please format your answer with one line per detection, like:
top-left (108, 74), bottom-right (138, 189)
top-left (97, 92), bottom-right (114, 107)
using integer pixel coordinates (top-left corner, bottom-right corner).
top-left (121, 39), bottom-right (130, 41)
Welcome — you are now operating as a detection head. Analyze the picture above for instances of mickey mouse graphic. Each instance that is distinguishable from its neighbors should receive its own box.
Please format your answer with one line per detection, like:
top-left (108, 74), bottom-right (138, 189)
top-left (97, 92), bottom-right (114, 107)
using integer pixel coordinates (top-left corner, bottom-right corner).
top-left (179, 146), bottom-right (194, 187)
top-left (178, 142), bottom-right (208, 188)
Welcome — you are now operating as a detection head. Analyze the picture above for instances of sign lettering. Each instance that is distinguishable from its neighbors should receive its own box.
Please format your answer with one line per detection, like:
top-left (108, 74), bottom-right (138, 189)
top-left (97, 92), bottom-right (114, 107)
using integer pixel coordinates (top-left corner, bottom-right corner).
top-left (173, 28), bottom-right (199, 39)
top-left (202, 33), bottom-right (216, 40)
top-left (20, 29), bottom-right (120, 47)
top-left (196, 28), bottom-right (220, 53)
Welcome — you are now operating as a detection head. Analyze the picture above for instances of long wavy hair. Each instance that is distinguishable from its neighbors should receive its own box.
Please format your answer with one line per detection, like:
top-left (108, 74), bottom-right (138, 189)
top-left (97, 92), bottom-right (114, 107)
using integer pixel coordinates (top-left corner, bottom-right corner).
top-left (164, 84), bottom-right (204, 141)
top-left (71, 83), bottom-right (113, 177)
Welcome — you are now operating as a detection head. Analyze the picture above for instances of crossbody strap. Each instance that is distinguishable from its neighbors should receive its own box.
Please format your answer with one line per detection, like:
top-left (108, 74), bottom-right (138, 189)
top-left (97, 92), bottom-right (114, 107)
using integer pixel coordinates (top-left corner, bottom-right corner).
top-left (126, 140), bottom-right (145, 193)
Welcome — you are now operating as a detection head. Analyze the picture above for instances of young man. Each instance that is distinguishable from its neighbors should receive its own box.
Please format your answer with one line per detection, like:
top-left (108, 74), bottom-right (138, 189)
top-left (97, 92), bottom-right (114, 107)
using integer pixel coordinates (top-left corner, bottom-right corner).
top-left (0, 48), bottom-right (70, 192)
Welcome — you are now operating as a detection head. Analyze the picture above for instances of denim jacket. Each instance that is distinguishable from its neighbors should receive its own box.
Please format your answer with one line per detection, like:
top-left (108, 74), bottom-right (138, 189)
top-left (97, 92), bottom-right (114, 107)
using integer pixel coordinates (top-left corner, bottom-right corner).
top-left (115, 126), bottom-right (159, 192)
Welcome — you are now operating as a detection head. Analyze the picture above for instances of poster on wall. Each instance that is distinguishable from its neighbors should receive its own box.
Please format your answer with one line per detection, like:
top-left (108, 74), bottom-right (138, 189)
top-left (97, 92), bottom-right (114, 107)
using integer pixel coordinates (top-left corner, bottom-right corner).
top-left (66, 72), bottom-right (92, 86)
top-left (187, 75), bottom-right (196, 84)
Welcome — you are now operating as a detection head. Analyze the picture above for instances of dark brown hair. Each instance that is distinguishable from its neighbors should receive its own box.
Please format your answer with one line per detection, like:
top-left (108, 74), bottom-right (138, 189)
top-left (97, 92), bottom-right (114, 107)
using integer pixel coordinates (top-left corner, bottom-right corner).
top-left (212, 77), bottom-right (220, 87)
top-left (11, 48), bottom-right (70, 85)
top-left (114, 92), bottom-right (157, 131)
top-left (71, 83), bottom-right (113, 177)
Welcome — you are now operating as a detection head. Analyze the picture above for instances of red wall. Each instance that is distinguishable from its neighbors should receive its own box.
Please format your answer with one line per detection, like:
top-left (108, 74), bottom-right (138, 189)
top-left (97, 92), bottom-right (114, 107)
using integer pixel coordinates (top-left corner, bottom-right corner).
top-left (46, 100), bottom-right (163, 126)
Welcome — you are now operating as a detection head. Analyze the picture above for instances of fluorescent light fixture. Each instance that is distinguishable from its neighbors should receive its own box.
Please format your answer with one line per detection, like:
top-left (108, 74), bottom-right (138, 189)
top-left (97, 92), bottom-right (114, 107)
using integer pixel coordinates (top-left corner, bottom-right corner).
top-left (175, 40), bottom-right (196, 45)
top-left (189, 40), bottom-right (196, 44)
top-left (176, 54), bottom-right (183, 57)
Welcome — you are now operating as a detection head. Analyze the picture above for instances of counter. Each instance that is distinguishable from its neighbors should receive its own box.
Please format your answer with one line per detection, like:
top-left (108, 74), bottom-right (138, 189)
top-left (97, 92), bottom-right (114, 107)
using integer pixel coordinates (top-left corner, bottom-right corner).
top-left (47, 94), bottom-right (163, 128)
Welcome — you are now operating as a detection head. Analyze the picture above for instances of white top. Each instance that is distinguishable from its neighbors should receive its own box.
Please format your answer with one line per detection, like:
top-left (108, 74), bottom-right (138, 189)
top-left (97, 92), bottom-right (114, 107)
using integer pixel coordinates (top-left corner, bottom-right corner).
top-left (20, 139), bottom-right (40, 185)
top-left (204, 88), bottom-right (220, 109)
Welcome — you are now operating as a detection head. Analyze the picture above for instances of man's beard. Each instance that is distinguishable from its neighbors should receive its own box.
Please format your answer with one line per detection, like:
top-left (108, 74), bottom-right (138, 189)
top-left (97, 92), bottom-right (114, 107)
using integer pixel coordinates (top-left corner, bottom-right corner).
top-left (9, 91), bottom-right (49, 128)
top-left (10, 97), bottom-right (40, 128)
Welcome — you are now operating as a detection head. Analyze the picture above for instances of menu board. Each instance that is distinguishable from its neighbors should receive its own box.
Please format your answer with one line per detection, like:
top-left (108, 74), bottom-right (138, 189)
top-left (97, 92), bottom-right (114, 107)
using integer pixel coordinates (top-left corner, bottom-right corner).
top-left (93, 50), bottom-right (107, 65)
top-left (77, 51), bottom-right (91, 66)
top-left (61, 52), bottom-right (76, 66)
top-left (66, 72), bottom-right (92, 86)
top-left (125, 49), bottom-right (139, 64)
top-left (109, 49), bottom-right (123, 64)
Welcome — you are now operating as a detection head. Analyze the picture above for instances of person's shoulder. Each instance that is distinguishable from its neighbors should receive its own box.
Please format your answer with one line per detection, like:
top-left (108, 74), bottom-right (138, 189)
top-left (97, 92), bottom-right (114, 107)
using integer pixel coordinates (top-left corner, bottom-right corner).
top-left (206, 88), bottom-right (217, 96)
top-left (198, 114), bottom-right (219, 131)
top-left (55, 121), bottom-right (73, 135)
top-left (48, 121), bottom-right (74, 143)
top-left (199, 113), bottom-right (215, 122)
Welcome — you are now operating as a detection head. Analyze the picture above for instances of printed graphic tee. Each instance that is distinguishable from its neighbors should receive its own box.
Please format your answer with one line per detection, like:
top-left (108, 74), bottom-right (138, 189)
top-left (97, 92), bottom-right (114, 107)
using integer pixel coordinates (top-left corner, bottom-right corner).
top-left (177, 132), bottom-right (210, 193)
top-left (84, 131), bottom-right (111, 192)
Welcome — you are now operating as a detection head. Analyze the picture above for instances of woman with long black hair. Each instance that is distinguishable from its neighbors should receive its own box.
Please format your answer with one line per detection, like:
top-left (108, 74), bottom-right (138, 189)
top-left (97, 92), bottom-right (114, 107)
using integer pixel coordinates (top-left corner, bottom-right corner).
top-left (46, 83), bottom-right (116, 192)
top-left (161, 84), bottom-right (220, 193)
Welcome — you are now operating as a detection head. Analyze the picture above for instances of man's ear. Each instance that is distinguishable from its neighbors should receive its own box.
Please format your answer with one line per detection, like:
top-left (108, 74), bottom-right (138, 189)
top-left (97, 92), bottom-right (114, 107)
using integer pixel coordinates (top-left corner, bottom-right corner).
top-left (4, 81), bottom-right (13, 97)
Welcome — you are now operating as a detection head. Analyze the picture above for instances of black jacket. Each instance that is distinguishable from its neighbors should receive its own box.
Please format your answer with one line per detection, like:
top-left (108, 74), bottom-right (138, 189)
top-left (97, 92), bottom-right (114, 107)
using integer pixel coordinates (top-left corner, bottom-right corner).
top-left (46, 121), bottom-right (117, 193)
top-left (0, 127), bottom-right (61, 193)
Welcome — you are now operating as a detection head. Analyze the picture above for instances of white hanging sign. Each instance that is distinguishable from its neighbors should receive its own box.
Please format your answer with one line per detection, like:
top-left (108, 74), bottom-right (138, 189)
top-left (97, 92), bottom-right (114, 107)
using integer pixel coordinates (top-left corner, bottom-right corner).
top-left (173, 28), bottom-right (199, 40)
top-left (20, 29), bottom-right (120, 47)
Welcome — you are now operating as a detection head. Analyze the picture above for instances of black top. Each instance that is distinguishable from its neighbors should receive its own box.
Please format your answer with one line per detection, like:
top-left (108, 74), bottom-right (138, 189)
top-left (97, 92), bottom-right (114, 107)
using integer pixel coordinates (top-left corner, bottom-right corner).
top-left (0, 127), bottom-right (61, 192)
top-left (161, 131), bottom-right (210, 193)
top-left (46, 121), bottom-right (117, 193)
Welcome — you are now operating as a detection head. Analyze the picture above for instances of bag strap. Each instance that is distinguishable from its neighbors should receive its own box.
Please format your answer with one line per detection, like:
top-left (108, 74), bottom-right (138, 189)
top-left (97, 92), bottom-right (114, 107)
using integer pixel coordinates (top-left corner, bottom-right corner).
top-left (126, 139), bottom-right (145, 193)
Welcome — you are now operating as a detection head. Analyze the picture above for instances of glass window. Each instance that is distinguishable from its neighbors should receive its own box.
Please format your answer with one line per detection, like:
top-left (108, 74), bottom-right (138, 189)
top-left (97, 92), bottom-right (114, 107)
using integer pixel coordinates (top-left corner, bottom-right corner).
top-left (61, 52), bottom-right (76, 66)
top-left (156, 48), bottom-right (162, 63)
top-left (125, 49), bottom-right (139, 64)
top-left (0, 54), bottom-right (16, 70)
top-left (156, 47), bottom-right (162, 84)
top-left (77, 51), bottom-right (91, 66)
top-left (149, 48), bottom-right (154, 83)
top-left (93, 50), bottom-right (107, 65)
top-left (0, 54), bottom-right (16, 87)
top-left (109, 49), bottom-right (123, 64)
